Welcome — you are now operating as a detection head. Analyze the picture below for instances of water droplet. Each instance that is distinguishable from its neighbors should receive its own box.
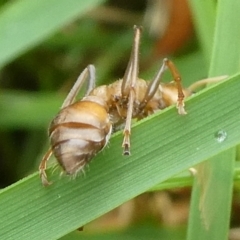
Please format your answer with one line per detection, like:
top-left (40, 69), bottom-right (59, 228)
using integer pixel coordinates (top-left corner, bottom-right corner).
top-left (215, 130), bottom-right (227, 143)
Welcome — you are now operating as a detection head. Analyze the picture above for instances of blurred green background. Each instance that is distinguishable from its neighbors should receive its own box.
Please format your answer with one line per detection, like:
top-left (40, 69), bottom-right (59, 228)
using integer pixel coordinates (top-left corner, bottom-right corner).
top-left (1, 0), bottom-right (239, 239)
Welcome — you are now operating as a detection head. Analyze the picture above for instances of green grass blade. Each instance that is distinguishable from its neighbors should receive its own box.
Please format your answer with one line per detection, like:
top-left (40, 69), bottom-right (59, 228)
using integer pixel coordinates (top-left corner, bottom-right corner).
top-left (187, 0), bottom-right (240, 239)
top-left (0, 0), bottom-right (105, 68)
top-left (188, 150), bottom-right (235, 239)
top-left (188, 0), bottom-right (216, 63)
top-left (209, 3), bottom-right (240, 75)
top-left (0, 74), bottom-right (240, 239)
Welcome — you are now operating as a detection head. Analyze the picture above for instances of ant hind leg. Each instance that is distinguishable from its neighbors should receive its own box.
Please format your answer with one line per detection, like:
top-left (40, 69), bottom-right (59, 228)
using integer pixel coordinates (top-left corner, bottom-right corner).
top-left (39, 65), bottom-right (96, 186)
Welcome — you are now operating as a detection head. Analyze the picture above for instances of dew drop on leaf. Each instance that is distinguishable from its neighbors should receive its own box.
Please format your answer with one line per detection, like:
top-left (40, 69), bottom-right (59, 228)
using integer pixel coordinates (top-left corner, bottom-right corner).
top-left (214, 130), bottom-right (227, 143)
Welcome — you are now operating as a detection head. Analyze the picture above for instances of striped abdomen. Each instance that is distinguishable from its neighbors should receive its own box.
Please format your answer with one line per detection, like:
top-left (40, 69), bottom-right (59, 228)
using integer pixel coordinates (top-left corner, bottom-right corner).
top-left (49, 99), bottom-right (112, 175)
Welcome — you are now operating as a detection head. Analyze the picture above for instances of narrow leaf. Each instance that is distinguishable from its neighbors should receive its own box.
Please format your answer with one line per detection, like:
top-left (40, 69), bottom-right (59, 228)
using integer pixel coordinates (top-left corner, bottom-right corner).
top-left (0, 0), bottom-right (105, 68)
top-left (0, 74), bottom-right (240, 239)
top-left (187, 0), bottom-right (240, 239)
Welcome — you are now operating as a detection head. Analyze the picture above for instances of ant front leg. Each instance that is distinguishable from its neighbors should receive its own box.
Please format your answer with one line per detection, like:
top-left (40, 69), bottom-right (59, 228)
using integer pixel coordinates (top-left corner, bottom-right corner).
top-left (39, 65), bottom-right (96, 186)
top-left (187, 75), bottom-right (228, 92)
top-left (139, 58), bottom-right (186, 115)
top-left (121, 26), bottom-right (141, 155)
top-left (164, 58), bottom-right (187, 115)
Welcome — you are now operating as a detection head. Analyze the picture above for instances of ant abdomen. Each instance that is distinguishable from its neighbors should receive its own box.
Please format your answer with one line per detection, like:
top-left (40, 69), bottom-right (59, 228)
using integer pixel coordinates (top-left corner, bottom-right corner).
top-left (49, 100), bottom-right (112, 175)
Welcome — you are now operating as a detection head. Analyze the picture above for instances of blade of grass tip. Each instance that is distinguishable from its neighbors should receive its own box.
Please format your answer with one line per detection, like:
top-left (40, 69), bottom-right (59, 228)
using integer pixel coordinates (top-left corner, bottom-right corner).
top-left (0, 0), bottom-right (105, 68)
top-left (187, 0), bottom-right (240, 239)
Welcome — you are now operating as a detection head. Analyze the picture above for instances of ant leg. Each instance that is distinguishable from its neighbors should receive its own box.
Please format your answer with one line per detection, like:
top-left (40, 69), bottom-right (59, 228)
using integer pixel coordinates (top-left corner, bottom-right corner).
top-left (139, 59), bottom-right (168, 110)
top-left (61, 65), bottom-right (96, 108)
top-left (121, 26), bottom-right (141, 98)
top-left (85, 65), bottom-right (96, 95)
top-left (164, 58), bottom-right (187, 115)
top-left (39, 148), bottom-right (53, 186)
top-left (187, 75), bottom-right (228, 92)
top-left (122, 87), bottom-right (135, 155)
top-left (39, 65), bottom-right (96, 185)
top-left (122, 26), bottom-right (141, 155)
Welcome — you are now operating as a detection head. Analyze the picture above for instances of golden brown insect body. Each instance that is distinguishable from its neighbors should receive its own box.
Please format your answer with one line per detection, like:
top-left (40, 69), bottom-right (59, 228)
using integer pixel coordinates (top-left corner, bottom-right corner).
top-left (49, 97), bottom-right (112, 176)
top-left (39, 26), bottom-right (226, 186)
top-left (88, 78), bottom-right (190, 123)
